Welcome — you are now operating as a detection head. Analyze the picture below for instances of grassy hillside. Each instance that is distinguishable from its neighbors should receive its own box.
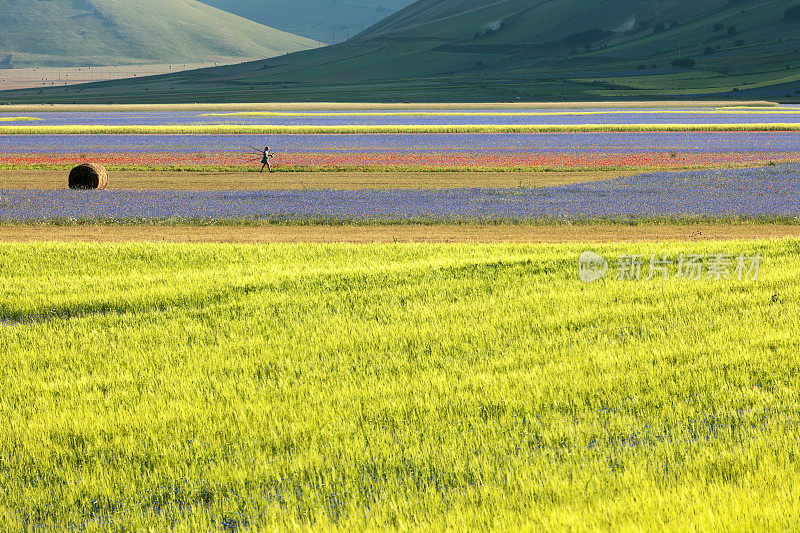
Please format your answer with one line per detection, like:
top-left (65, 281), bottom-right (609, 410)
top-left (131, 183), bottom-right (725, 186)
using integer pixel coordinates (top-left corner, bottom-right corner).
top-left (0, 0), bottom-right (319, 68)
top-left (4, 0), bottom-right (800, 102)
top-left (202, 0), bottom-right (415, 44)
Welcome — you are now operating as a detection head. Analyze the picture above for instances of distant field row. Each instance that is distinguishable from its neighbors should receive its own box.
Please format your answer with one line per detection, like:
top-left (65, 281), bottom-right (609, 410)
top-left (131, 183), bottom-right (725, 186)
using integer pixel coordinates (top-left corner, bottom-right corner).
top-left (0, 59), bottom-right (254, 90)
top-left (200, 109), bottom-right (800, 117)
top-left (6, 108), bottom-right (800, 128)
top-left (2, 222), bottom-right (800, 243)
top-left (0, 101), bottom-right (779, 112)
top-left (4, 123), bottom-right (800, 134)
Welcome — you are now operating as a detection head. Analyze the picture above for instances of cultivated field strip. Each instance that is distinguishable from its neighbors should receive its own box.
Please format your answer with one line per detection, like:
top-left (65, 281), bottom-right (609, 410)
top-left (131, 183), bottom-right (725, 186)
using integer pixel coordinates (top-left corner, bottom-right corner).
top-left (4, 123), bottom-right (800, 135)
top-left (3, 131), bottom-right (799, 154)
top-left (2, 131), bottom-right (799, 172)
top-left (4, 107), bottom-right (800, 127)
top-left (0, 101), bottom-right (780, 113)
top-left (3, 222), bottom-right (800, 244)
top-left (0, 169), bottom-right (633, 191)
top-left (1, 241), bottom-right (799, 529)
top-left (2, 165), bottom-right (799, 223)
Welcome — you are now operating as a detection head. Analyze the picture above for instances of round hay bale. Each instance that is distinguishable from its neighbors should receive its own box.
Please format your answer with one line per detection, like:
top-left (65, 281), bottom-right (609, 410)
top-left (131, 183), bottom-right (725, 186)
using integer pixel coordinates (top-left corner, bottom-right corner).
top-left (68, 163), bottom-right (108, 190)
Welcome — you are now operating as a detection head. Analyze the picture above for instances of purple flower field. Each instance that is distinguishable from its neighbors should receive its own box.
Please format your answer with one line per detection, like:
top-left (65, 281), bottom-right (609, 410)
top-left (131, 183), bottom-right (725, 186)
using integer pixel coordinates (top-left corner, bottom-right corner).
top-left (3, 107), bottom-right (800, 126)
top-left (3, 131), bottom-right (800, 154)
top-left (3, 164), bottom-right (799, 222)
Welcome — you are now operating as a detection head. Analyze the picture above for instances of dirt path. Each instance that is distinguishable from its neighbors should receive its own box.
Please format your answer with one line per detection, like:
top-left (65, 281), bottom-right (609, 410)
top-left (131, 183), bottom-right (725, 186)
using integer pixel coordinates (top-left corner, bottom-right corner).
top-left (2, 224), bottom-right (798, 243)
top-left (0, 169), bottom-right (635, 190)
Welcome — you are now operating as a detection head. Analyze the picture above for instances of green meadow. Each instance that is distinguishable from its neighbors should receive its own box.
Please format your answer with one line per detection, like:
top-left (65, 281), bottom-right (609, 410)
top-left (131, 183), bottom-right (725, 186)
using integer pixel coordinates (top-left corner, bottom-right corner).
top-left (1, 240), bottom-right (799, 529)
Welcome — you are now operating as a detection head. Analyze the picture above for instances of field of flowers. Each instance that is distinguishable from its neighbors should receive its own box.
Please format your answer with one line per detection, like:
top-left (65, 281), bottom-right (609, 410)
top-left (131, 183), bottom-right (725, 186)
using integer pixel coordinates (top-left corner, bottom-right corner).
top-left (3, 107), bottom-right (800, 222)
top-left (3, 106), bottom-right (800, 127)
top-left (2, 164), bottom-right (798, 223)
top-left (2, 105), bottom-right (800, 530)
top-left (2, 131), bottom-right (800, 172)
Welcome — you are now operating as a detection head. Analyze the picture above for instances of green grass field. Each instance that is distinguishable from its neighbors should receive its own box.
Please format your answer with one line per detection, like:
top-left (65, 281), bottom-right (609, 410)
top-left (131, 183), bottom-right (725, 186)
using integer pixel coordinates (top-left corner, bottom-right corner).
top-left (2, 240), bottom-right (799, 529)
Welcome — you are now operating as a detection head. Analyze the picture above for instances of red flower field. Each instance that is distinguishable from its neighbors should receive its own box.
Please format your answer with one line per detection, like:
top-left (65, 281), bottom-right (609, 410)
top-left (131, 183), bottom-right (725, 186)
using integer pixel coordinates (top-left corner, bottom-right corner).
top-left (3, 151), bottom-right (799, 171)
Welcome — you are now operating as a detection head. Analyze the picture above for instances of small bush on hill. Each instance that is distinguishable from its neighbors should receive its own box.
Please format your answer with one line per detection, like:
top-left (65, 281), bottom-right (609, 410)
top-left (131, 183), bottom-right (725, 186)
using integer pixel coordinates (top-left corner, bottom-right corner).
top-left (672, 58), bottom-right (696, 68)
top-left (562, 28), bottom-right (613, 44)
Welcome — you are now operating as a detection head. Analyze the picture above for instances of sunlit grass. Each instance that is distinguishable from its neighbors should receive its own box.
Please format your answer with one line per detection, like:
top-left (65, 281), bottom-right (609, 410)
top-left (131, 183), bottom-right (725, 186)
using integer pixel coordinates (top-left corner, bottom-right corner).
top-left (1, 240), bottom-right (799, 529)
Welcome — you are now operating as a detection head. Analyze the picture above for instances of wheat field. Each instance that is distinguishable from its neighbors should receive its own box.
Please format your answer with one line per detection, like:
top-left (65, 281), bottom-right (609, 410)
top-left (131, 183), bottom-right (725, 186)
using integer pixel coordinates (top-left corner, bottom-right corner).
top-left (0, 240), bottom-right (798, 529)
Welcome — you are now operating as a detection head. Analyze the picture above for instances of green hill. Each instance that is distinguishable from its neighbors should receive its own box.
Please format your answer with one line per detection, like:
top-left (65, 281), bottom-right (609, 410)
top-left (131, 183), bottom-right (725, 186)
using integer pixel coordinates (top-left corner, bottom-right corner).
top-left (5, 0), bottom-right (800, 102)
top-left (0, 0), bottom-right (320, 68)
top-left (201, 1), bottom-right (415, 44)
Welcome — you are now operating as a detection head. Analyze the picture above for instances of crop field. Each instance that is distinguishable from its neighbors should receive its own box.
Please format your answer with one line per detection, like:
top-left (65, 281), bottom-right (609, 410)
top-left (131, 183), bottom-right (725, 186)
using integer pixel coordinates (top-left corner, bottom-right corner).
top-left (2, 103), bottom-right (800, 530)
top-left (2, 104), bottom-right (800, 173)
top-left (0, 101), bottom-right (780, 112)
top-left (0, 61), bottom-right (257, 91)
top-left (2, 165), bottom-right (800, 223)
top-left (3, 106), bottom-right (800, 127)
top-left (5, 124), bottom-right (800, 135)
top-left (2, 240), bottom-right (800, 530)
top-left (3, 131), bottom-right (800, 172)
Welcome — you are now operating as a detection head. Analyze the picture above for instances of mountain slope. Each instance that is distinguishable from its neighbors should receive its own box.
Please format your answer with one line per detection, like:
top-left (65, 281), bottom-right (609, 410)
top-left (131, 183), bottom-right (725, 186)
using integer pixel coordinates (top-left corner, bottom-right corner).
top-left (0, 0), bottom-right (319, 68)
top-left (201, 1), bottom-right (415, 44)
top-left (5, 0), bottom-right (800, 101)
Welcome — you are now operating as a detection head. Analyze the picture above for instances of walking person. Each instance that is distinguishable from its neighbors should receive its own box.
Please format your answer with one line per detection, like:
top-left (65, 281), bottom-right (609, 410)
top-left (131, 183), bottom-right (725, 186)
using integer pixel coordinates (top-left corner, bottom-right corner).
top-left (260, 146), bottom-right (273, 173)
